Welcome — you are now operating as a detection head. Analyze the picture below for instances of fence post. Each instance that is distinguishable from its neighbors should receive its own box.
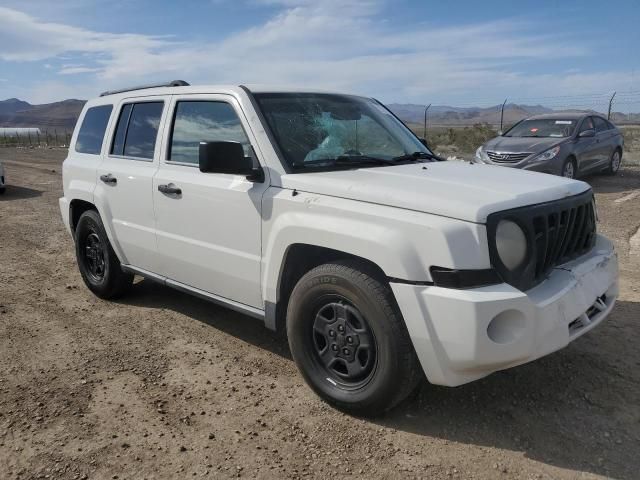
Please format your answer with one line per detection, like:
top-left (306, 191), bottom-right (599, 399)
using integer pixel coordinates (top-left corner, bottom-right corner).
top-left (54, 129), bottom-right (58, 146)
top-left (607, 92), bottom-right (616, 120)
top-left (423, 103), bottom-right (431, 139)
top-left (500, 98), bottom-right (508, 133)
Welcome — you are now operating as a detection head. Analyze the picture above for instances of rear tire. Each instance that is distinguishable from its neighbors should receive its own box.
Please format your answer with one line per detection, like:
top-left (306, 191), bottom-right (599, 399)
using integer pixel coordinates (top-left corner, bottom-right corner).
top-left (286, 260), bottom-right (422, 417)
top-left (605, 149), bottom-right (622, 175)
top-left (74, 209), bottom-right (133, 299)
top-left (561, 157), bottom-right (577, 179)
top-left (0, 187), bottom-right (5, 195)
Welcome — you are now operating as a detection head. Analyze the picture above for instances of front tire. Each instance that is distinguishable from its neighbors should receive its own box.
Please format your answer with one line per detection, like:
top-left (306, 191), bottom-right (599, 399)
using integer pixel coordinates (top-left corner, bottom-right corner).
top-left (286, 260), bottom-right (422, 416)
top-left (0, 187), bottom-right (5, 195)
top-left (74, 209), bottom-right (133, 299)
top-left (561, 157), bottom-right (576, 179)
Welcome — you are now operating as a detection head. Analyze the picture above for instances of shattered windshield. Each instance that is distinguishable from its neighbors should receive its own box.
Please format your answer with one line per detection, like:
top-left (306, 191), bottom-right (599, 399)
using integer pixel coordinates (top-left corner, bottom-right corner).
top-left (253, 93), bottom-right (431, 171)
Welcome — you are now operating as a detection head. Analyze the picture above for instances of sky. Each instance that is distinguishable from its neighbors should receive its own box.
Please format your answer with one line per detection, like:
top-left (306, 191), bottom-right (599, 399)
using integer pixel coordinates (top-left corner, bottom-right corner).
top-left (0, 0), bottom-right (638, 106)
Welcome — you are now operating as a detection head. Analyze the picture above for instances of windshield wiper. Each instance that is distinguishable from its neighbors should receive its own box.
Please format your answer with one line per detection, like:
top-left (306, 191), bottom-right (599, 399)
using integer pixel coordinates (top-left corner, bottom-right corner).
top-left (291, 155), bottom-right (397, 169)
top-left (334, 155), bottom-right (397, 166)
top-left (290, 153), bottom-right (438, 171)
top-left (392, 151), bottom-right (443, 162)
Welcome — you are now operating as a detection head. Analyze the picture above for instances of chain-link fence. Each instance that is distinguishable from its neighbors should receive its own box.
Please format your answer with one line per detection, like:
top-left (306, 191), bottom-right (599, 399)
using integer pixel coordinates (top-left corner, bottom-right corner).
top-left (404, 91), bottom-right (640, 162)
top-left (0, 129), bottom-right (73, 149)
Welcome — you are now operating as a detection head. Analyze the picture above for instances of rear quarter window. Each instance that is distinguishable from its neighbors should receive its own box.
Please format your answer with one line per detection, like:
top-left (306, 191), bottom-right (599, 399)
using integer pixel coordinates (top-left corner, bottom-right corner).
top-left (75, 105), bottom-right (113, 155)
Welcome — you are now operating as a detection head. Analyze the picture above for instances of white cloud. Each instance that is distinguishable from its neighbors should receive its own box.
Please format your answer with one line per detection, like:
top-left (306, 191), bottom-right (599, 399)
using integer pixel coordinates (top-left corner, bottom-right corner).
top-left (0, 2), bottom-right (631, 104)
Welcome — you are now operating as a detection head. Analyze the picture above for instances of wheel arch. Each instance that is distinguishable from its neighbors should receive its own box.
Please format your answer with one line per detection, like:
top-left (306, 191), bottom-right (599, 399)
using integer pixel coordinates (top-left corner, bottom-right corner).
top-left (69, 199), bottom-right (97, 233)
top-left (68, 197), bottom-right (127, 264)
top-left (266, 243), bottom-right (390, 332)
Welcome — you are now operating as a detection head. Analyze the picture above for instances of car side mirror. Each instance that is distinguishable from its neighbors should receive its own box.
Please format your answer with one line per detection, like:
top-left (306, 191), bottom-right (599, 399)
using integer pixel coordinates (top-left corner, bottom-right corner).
top-left (199, 141), bottom-right (264, 182)
top-left (578, 129), bottom-right (595, 138)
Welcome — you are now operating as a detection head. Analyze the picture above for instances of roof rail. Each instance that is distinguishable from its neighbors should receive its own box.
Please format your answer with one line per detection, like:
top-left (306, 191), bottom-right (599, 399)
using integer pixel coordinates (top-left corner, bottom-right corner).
top-left (99, 80), bottom-right (190, 97)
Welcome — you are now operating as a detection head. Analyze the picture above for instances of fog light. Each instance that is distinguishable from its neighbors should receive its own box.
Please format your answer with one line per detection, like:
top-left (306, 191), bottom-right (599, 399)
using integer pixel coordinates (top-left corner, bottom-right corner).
top-left (487, 310), bottom-right (527, 344)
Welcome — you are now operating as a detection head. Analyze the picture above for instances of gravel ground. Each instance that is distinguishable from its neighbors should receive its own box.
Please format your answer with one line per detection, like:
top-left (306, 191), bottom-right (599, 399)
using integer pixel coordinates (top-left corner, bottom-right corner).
top-left (0, 148), bottom-right (639, 480)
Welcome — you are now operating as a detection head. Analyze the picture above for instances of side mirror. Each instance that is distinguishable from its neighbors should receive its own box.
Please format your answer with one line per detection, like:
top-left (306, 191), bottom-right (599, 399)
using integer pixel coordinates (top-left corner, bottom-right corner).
top-left (199, 141), bottom-right (264, 182)
top-left (578, 129), bottom-right (595, 138)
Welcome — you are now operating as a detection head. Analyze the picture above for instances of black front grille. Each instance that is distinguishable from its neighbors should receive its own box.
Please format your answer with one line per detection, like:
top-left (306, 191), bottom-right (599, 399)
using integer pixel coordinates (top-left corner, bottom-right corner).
top-left (487, 190), bottom-right (597, 291)
top-left (486, 151), bottom-right (532, 163)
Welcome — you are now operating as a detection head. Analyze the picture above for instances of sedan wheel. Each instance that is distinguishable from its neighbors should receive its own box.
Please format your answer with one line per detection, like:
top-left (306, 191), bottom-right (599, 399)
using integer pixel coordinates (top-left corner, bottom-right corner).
top-left (562, 160), bottom-right (575, 179)
top-left (607, 150), bottom-right (621, 175)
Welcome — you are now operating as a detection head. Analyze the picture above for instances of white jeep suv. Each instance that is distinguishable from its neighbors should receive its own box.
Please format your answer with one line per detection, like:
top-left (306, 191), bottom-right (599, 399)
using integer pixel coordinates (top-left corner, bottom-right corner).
top-left (60, 81), bottom-right (618, 416)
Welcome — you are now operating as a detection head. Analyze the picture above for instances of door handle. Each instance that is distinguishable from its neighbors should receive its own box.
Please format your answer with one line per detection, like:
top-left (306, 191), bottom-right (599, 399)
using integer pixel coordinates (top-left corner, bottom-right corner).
top-left (100, 174), bottom-right (117, 185)
top-left (158, 183), bottom-right (182, 196)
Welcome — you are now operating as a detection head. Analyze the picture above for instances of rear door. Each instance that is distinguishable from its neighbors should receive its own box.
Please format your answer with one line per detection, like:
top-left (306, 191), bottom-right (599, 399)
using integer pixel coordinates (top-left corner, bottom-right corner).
top-left (152, 94), bottom-right (269, 309)
top-left (95, 97), bottom-right (168, 273)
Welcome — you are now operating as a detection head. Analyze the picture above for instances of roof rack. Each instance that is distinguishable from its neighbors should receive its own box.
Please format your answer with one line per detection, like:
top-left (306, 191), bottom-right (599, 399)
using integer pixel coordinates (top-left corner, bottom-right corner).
top-left (99, 80), bottom-right (190, 97)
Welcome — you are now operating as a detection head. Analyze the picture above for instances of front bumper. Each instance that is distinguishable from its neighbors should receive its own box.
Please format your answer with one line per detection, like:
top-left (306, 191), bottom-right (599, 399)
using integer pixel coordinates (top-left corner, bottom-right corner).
top-left (391, 234), bottom-right (618, 386)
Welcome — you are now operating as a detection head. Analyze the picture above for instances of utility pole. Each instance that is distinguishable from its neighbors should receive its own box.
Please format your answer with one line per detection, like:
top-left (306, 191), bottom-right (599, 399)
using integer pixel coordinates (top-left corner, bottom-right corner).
top-left (423, 104), bottom-right (431, 139)
top-left (607, 92), bottom-right (616, 120)
top-left (500, 98), bottom-right (508, 133)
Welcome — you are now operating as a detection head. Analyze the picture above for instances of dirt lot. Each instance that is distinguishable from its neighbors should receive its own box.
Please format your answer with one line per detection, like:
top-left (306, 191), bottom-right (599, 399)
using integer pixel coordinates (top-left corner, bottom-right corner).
top-left (1, 148), bottom-right (639, 480)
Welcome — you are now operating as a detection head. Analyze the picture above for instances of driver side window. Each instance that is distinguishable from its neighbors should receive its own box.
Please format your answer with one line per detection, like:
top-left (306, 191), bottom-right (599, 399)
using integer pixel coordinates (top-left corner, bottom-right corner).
top-left (168, 101), bottom-right (251, 165)
top-left (579, 117), bottom-right (594, 133)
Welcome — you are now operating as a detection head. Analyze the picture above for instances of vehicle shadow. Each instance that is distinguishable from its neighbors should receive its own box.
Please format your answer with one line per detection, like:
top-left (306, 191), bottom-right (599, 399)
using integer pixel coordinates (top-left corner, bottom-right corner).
top-left (119, 277), bottom-right (639, 479)
top-left (0, 185), bottom-right (43, 200)
top-left (584, 165), bottom-right (640, 194)
top-left (117, 278), bottom-right (292, 360)
top-left (378, 298), bottom-right (640, 480)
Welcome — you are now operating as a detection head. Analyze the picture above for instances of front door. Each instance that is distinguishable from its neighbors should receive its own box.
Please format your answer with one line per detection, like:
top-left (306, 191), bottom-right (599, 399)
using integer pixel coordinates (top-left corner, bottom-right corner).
top-left (95, 98), bottom-right (168, 273)
top-left (592, 116), bottom-right (616, 169)
top-left (152, 95), bottom-right (268, 309)
top-left (574, 116), bottom-right (599, 173)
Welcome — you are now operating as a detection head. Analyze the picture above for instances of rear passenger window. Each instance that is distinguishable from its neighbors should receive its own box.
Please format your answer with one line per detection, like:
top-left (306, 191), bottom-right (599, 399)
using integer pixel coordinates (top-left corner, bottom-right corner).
top-left (75, 105), bottom-right (113, 155)
top-left (110, 102), bottom-right (164, 159)
top-left (168, 101), bottom-right (251, 165)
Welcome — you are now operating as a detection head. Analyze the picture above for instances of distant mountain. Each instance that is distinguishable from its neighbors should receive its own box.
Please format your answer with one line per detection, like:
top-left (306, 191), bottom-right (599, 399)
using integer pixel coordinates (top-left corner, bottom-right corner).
top-left (0, 98), bottom-right (32, 116)
top-left (0, 98), bottom-right (85, 131)
top-left (388, 103), bottom-right (554, 126)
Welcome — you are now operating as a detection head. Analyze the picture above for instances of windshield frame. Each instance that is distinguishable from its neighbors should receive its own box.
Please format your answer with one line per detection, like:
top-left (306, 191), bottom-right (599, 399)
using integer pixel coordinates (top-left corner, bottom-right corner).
top-left (250, 91), bottom-right (433, 173)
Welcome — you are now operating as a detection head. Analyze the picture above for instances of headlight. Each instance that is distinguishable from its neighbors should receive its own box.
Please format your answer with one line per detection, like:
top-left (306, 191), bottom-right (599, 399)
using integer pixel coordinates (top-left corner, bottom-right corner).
top-left (531, 146), bottom-right (560, 163)
top-left (495, 220), bottom-right (527, 270)
top-left (475, 146), bottom-right (486, 163)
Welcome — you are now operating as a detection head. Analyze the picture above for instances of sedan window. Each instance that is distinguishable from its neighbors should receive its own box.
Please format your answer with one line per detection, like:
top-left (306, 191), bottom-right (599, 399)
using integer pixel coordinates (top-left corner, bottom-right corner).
top-left (593, 117), bottom-right (609, 133)
top-left (504, 119), bottom-right (576, 138)
top-left (579, 117), bottom-right (595, 133)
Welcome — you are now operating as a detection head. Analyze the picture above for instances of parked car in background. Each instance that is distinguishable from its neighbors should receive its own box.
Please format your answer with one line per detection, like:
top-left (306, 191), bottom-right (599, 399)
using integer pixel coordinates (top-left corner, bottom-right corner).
top-left (474, 113), bottom-right (624, 178)
top-left (0, 160), bottom-right (5, 194)
top-left (60, 82), bottom-right (618, 416)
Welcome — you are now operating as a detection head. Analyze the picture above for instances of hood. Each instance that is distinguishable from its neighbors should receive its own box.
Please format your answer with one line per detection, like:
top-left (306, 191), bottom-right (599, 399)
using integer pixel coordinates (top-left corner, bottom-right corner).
top-left (483, 135), bottom-right (567, 154)
top-left (280, 162), bottom-right (590, 223)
